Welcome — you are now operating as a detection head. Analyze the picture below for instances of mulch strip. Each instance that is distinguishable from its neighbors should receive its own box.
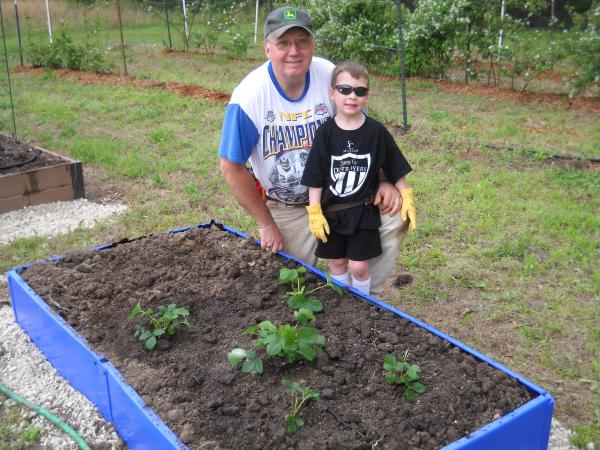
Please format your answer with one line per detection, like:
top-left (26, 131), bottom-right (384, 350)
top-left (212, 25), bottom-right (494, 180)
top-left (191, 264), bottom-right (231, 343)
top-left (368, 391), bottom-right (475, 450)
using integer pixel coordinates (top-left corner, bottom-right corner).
top-left (14, 66), bottom-right (600, 113)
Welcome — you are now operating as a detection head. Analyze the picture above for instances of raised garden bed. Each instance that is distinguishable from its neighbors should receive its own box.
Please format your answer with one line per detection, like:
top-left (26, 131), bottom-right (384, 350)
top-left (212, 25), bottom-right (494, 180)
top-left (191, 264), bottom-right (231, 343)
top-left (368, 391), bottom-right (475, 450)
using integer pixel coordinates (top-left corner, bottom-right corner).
top-left (0, 133), bottom-right (84, 213)
top-left (7, 222), bottom-right (554, 450)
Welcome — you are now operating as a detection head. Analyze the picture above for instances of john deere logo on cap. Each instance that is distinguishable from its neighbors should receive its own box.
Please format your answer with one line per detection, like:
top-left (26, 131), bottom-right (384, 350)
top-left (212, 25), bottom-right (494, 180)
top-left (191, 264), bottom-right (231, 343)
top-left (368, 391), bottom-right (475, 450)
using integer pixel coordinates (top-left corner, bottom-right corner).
top-left (283, 9), bottom-right (297, 20)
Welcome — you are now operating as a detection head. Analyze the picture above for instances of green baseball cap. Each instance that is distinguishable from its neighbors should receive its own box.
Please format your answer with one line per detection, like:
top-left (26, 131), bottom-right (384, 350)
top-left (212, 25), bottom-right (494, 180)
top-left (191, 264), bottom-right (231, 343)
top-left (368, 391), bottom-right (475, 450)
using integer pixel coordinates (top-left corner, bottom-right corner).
top-left (264, 6), bottom-right (313, 39)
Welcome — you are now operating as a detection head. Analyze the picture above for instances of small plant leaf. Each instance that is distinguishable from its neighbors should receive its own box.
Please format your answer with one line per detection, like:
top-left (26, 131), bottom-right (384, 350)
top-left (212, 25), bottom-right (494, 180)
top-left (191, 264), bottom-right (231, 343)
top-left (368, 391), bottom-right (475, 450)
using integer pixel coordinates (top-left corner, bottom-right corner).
top-left (243, 325), bottom-right (257, 335)
top-left (405, 387), bottom-right (415, 401)
top-left (139, 329), bottom-right (153, 340)
top-left (383, 354), bottom-right (396, 371)
top-left (285, 414), bottom-right (298, 433)
top-left (145, 336), bottom-right (157, 350)
top-left (228, 348), bottom-right (247, 366)
top-left (153, 328), bottom-right (165, 337)
top-left (128, 303), bottom-right (143, 320)
top-left (294, 308), bottom-right (316, 324)
top-left (279, 268), bottom-right (298, 284)
top-left (385, 372), bottom-right (397, 385)
top-left (412, 382), bottom-right (426, 394)
top-left (242, 354), bottom-right (263, 374)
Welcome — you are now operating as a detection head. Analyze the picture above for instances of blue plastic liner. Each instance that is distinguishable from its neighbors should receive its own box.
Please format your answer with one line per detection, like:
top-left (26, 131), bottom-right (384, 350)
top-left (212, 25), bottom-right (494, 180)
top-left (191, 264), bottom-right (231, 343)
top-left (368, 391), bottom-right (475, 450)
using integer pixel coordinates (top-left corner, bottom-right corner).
top-left (7, 221), bottom-right (554, 450)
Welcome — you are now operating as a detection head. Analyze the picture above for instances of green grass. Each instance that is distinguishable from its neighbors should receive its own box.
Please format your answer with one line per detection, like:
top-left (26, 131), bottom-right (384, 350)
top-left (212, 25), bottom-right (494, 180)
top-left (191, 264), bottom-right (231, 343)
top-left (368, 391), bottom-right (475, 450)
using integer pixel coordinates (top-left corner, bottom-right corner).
top-left (0, 402), bottom-right (41, 450)
top-left (0, 3), bottom-right (599, 448)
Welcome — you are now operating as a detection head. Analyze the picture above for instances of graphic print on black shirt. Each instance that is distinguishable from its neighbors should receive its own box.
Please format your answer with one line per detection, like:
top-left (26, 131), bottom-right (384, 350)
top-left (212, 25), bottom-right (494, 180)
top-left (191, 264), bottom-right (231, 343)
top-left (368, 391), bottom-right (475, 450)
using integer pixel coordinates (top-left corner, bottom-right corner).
top-left (301, 116), bottom-right (412, 207)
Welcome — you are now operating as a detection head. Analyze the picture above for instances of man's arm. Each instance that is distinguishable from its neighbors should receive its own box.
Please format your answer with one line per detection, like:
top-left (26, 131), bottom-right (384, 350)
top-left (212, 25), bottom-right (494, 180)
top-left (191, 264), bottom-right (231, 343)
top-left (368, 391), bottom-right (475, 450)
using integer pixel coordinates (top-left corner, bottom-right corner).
top-left (374, 174), bottom-right (402, 215)
top-left (220, 158), bottom-right (284, 253)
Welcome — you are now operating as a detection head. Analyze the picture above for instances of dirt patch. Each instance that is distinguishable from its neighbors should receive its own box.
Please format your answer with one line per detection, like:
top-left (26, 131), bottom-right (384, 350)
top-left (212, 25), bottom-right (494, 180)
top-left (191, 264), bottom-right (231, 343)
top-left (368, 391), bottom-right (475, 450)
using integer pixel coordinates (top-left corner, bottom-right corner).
top-left (20, 224), bottom-right (535, 450)
top-left (12, 67), bottom-right (230, 105)
top-left (0, 134), bottom-right (65, 175)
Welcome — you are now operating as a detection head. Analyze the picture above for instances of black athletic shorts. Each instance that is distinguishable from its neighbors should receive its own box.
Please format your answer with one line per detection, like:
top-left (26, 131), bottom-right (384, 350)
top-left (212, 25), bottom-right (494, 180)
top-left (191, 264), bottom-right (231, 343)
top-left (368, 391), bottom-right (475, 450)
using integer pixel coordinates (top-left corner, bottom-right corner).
top-left (315, 228), bottom-right (382, 261)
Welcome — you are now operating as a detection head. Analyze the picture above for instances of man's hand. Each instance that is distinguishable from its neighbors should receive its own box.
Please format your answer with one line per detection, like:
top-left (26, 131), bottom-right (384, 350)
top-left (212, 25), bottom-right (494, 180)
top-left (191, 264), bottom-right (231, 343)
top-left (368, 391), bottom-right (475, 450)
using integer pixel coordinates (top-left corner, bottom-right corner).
top-left (374, 182), bottom-right (402, 215)
top-left (306, 204), bottom-right (330, 242)
top-left (259, 222), bottom-right (284, 253)
top-left (400, 188), bottom-right (417, 231)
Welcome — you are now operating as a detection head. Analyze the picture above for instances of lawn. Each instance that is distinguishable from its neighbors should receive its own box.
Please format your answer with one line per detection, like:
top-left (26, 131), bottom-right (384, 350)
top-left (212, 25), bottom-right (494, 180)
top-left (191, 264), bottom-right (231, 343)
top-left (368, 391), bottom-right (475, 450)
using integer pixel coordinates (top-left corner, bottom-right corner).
top-left (0, 1), bottom-right (599, 447)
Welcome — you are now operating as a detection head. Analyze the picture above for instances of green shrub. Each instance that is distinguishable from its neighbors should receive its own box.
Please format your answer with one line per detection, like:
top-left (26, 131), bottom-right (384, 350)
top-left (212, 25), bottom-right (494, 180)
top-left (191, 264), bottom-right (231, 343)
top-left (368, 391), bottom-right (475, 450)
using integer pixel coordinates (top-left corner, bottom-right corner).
top-left (25, 29), bottom-right (110, 73)
top-left (566, 1), bottom-right (600, 97)
top-left (222, 30), bottom-right (251, 58)
top-left (307, 0), bottom-right (398, 73)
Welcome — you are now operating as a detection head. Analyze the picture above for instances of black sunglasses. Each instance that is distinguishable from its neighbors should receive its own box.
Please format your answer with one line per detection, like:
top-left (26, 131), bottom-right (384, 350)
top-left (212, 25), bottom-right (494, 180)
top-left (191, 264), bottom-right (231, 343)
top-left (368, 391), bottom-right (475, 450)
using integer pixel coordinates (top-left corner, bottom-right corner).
top-left (334, 85), bottom-right (369, 97)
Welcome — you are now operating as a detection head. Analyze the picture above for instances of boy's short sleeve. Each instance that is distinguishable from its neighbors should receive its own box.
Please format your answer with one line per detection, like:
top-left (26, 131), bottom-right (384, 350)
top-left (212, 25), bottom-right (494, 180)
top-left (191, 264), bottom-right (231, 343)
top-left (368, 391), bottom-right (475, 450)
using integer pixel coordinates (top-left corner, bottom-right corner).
top-left (382, 126), bottom-right (412, 184)
top-left (219, 104), bottom-right (259, 164)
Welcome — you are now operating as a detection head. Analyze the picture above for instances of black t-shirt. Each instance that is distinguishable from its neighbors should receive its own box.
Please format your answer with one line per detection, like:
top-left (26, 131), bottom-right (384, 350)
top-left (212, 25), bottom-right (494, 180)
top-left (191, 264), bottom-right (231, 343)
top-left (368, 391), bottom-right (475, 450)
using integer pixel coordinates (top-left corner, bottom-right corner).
top-left (301, 115), bottom-right (412, 234)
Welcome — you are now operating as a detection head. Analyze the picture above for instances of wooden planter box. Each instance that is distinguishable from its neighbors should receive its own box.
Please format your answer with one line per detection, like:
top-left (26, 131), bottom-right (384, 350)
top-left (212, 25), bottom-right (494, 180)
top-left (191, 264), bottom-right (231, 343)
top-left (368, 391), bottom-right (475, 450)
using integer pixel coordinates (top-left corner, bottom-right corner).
top-left (0, 138), bottom-right (84, 214)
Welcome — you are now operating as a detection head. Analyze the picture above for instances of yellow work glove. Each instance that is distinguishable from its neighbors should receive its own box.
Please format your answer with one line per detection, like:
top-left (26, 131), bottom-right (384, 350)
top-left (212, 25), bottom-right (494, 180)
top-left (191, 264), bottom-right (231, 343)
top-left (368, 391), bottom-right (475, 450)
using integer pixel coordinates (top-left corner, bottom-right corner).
top-left (306, 204), bottom-right (330, 243)
top-left (400, 188), bottom-right (417, 231)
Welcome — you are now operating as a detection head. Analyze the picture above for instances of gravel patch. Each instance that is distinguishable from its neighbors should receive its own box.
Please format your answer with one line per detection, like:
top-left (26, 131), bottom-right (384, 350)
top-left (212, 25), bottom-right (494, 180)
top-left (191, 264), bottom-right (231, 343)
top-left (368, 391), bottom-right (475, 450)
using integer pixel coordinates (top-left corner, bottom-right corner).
top-left (0, 199), bottom-right (126, 245)
top-left (0, 282), bottom-right (124, 449)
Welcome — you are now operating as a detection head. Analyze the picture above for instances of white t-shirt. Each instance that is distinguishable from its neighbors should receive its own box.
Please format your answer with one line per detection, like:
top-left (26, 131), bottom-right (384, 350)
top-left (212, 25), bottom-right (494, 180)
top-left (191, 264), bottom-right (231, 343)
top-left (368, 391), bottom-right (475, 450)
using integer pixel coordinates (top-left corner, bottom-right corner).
top-left (219, 57), bottom-right (335, 204)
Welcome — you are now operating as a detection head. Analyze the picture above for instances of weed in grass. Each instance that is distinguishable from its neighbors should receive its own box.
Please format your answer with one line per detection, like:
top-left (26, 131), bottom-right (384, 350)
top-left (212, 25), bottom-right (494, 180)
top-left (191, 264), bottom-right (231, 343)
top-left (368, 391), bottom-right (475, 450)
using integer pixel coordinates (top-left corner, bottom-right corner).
top-left (522, 253), bottom-right (540, 276)
top-left (67, 136), bottom-right (121, 168)
top-left (494, 236), bottom-right (532, 259)
top-left (121, 153), bottom-right (151, 178)
top-left (520, 326), bottom-right (545, 345)
top-left (498, 291), bottom-right (519, 303)
top-left (59, 127), bottom-right (77, 138)
top-left (0, 404), bottom-right (42, 449)
top-left (420, 247), bottom-right (448, 270)
top-left (152, 172), bottom-right (166, 188)
top-left (571, 409), bottom-right (600, 449)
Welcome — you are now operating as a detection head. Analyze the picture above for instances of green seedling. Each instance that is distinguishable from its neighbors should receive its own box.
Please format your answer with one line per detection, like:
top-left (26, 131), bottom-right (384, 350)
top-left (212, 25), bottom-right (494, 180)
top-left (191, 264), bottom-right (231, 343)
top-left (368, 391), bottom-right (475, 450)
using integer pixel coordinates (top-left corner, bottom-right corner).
top-left (248, 320), bottom-right (326, 363)
top-left (227, 348), bottom-right (264, 374)
top-left (282, 379), bottom-right (320, 433)
top-left (384, 352), bottom-right (426, 401)
top-left (228, 320), bottom-right (326, 374)
top-left (279, 267), bottom-right (343, 322)
top-left (128, 302), bottom-right (190, 350)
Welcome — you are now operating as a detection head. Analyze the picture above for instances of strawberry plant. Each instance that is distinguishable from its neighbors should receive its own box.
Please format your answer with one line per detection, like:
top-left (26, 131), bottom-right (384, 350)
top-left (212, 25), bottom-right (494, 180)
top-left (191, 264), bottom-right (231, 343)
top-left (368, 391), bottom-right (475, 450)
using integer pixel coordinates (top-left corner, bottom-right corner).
top-left (228, 320), bottom-right (326, 374)
top-left (282, 379), bottom-right (320, 433)
top-left (128, 302), bottom-right (190, 350)
top-left (227, 348), bottom-right (263, 374)
top-left (384, 352), bottom-right (426, 401)
top-left (279, 267), bottom-right (343, 320)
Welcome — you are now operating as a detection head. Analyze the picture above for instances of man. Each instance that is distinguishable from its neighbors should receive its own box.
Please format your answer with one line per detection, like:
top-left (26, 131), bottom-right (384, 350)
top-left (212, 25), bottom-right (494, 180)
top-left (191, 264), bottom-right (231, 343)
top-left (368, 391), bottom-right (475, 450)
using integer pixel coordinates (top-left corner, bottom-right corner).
top-left (219, 6), bottom-right (409, 296)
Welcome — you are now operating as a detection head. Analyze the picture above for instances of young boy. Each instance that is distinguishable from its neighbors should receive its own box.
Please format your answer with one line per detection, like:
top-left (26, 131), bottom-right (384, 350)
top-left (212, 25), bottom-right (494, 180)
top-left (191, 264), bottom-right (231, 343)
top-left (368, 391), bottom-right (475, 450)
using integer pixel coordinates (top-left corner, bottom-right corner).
top-left (300, 61), bottom-right (416, 296)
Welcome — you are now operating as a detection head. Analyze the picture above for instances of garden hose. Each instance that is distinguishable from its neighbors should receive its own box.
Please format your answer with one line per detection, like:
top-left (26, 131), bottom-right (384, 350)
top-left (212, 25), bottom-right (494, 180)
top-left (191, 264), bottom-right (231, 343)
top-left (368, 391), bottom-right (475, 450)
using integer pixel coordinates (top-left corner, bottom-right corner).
top-left (0, 383), bottom-right (91, 450)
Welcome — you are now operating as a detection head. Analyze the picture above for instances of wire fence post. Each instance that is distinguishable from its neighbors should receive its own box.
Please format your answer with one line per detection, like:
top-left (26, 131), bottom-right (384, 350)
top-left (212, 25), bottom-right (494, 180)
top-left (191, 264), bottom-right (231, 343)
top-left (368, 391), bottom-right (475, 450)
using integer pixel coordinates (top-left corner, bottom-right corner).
top-left (181, 0), bottom-right (189, 51)
top-left (44, 0), bottom-right (53, 43)
top-left (14, 0), bottom-right (23, 66)
top-left (254, 0), bottom-right (259, 44)
top-left (498, 0), bottom-right (505, 48)
top-left (394, 0), bottom-right (409, 134)
top-left (116, 0), bottom-right (128, 75)
top-left (0, 1), bottom-right (18, 140)
top-left (165, 0), bottom-right (173, 50)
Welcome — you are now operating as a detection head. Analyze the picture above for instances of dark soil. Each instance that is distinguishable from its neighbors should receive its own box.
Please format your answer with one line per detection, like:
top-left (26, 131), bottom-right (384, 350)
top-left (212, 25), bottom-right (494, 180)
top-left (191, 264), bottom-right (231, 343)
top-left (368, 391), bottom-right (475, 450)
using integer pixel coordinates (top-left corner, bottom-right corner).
top-left (0, 134), bottom-right (65, 175)
top-left (20, 224), bottom-right (535, 450)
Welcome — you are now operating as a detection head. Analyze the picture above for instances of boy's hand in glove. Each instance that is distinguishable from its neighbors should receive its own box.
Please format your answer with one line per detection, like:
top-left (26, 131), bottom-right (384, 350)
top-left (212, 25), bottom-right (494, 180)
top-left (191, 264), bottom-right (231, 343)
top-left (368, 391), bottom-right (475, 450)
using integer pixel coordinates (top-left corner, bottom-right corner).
top-left (400, 188), bottom-right (417, 231)
top-left (306, 204), bottom-right (330, 242)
